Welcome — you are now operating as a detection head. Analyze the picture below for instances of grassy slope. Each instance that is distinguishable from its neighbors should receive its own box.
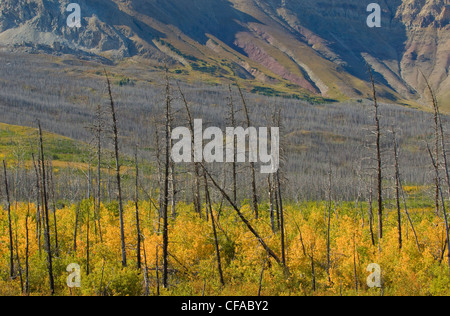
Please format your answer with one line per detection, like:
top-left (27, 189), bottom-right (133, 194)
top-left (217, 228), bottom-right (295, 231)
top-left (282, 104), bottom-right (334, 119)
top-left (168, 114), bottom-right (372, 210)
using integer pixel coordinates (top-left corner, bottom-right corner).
top-left (0, 122), bottom-right (85, 163)
top-left (0, 122), bottom-right (151, 182)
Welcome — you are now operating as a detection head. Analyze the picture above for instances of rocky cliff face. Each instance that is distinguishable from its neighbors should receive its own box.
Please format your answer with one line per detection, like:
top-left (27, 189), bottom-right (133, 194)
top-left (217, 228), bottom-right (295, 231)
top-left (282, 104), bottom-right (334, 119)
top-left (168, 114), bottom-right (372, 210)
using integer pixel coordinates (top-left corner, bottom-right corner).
top-left (397, 0), bottom-right (450, 106)
top-left (0, 0), bottom-right (448, 107)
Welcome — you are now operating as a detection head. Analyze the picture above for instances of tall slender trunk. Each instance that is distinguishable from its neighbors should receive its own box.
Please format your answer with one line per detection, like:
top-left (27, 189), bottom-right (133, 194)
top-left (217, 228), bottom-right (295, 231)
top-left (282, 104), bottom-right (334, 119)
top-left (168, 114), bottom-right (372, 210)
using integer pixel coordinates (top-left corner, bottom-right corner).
top-left (436, 174), bottom-right (450, 274)
top-left (272, 174), bottom-right (281, 231)
top-left (86, 165), bottom-right (91, 276)
top-left (154, 125), bottom-right (163, 224)
top-left (258, 252), bottom-right (269, 296)
top-left (326, 166), bottom-right (332, 282)
top-left (237, 85), bottom-right (258, 219)
top-left (204, 173), bottom-right (225, 286)
top-left (178, 82), bottom-right (201, 218)
top-left (48, 161), bottom-right (59, 257)
top-left (392, 130), bottom-right (403, 250)
top-left (155, 245), bottom-right (160, 296)
top-left (135, 147), bottom-right (142, 270)
top-left (276, 171), bottom-right (286, 266)
top-left (96, 103), bottom-right (103, 243)
top-left (311, 252), bottom-right (316, 292)
top-left (424, 76), bottom-right (450, 275)
top-left (25, 206), bottom-right (30, 296)
top-left (369, 67), bottom-right (383, 240)
top-left (368, 183), bottom-right (376, 247)
top-left (15, 219), bottom-right (24, 293)
top-left (73, 205), bottom-right (79, 253)
top-left (142, 237), bottom-right (150, 296)
top-left (434, 99), bottom-right (441, 216)
top-left (38, 122), bottom-right (55, 295)
top-left (353, 234), bottom-right (358, 293)
top-left (3, 160), bottom-right (14, 279)
top-left (228, 85), bottom-right (237, 205)
top-left (31, 154), bottom-right (42, 255)
top-left (170, 148), bottom-right (176, 219)
top-left (162, 72), bottom-right (171, 288)
top-left (105, 71), bottom-right (127, 268)
top-left (268, 176), bottom-right (276, 233)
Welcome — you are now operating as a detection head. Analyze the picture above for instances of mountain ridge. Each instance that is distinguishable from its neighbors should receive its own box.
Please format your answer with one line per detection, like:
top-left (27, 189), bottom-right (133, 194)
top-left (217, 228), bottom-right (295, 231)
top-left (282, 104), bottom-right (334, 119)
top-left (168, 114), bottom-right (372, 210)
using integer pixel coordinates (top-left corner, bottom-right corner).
top-left (0, 0), bottom-right (448, 108)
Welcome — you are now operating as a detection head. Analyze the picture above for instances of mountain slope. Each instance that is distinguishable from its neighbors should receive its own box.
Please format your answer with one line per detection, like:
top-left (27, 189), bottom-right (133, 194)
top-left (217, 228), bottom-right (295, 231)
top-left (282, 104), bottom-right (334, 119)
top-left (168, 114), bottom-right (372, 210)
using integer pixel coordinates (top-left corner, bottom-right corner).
top-left (0, 0), bottom-right (448, 107)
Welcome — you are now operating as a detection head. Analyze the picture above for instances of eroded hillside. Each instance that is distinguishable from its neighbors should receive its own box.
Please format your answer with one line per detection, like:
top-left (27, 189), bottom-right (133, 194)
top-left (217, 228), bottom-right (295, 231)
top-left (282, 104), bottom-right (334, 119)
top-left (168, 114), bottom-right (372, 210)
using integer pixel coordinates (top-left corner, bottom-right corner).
top-left (0, 0), bottom-right (448, 107)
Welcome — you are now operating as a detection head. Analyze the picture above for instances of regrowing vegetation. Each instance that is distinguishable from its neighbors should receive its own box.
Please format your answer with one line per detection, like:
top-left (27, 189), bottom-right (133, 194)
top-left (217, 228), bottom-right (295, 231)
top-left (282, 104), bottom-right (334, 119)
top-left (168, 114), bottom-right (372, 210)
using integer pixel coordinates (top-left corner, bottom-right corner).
top-left (1, 53), bottom-right (450, 296)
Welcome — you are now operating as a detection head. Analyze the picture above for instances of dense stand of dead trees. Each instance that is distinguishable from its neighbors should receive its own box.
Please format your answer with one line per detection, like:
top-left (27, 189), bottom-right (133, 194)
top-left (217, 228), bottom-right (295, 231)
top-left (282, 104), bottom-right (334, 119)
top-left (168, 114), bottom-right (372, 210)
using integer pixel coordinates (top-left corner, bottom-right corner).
top-left (422, 73), bottom-right (450, 275)
top-left (3, 68), bottom-right (450, 297)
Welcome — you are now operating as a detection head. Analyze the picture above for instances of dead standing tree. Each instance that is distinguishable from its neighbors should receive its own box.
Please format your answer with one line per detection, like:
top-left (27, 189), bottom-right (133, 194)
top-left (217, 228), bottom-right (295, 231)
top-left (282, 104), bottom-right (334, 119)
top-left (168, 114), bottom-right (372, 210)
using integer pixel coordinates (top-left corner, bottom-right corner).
top-left (393, 137), bottom-right (421, 252)
top-left (135, 146), bottom-right (142, 270)
top-left (367, 177), bottom-right (376, 246)
top-left (3, 160), bottom-right (14, 279)
top-left (368, 67), bottom-right (383, 241)
top-left (48, 161), bottom-right (59, 257)
top-left (432, 87), bottom-right (441, 217)
top-left (268, 176), bottom-right (276, 233)
top-left (227, 84), bottom-right (238, 205)
top-left (269, 107), bottom-right (286, 265)
top-left (14, 213), bottom-right (24, 293)
top-left (177, 82), bottom-right (202, 218)
top-left (326, 163), bottom-right (333, 283)
top-left (392, 129), bottom-right (403, 250)
top-left (25, 206), bottom-right (30, 296)
top-left (204, 172), bottom-right (225, 286)
top-left (237, 85), bottom-right (259, 219)
top-left (423, 75), bottom-right (450, 275)
top-left (38, 122), bottom-right (55, 295)
top-left (31, 153), bottom-right (42, 254)
top-left (161, 70), bottom-right (173, 288)
top-left (105, 70), bottom-right (127, 268)
top-left (92, 101), bottom-right (106, 243)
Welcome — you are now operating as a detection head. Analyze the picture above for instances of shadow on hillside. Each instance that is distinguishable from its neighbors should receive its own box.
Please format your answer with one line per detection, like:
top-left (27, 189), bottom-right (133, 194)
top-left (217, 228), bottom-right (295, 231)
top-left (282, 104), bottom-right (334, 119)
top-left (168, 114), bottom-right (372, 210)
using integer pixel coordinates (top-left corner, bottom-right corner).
top-left (284, 0), bottom-right (407, 85)
top-left (129, 0), bottom-right (260, 46)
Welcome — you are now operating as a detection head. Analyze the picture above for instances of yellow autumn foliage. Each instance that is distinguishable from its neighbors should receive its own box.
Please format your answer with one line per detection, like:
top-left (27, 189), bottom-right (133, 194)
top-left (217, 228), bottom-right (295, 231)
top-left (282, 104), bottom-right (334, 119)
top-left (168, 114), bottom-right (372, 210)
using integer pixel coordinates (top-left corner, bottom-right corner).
top-left (1, 200), bottom-right (450, 296)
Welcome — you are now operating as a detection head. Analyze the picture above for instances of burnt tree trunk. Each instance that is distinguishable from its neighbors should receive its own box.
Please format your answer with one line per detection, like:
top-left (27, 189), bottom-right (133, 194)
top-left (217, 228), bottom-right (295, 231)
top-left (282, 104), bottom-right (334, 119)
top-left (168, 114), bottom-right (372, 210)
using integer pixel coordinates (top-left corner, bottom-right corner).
top-left (178, 82), bottom-right (202, 218)
top-left (105, 71), bottom-right (127, 268)
top-left (38, 122), bottom-right (55, 295)
top-left (424, 76), bottom-right (450, 275)
top-left (392, 130), bottom-right (403, 250)
top-left (204, 173), bottom-right (225, 286)
top-left (228, 85), bottom-right (238, 205)
top-left (135, 147), bottom-right (142, 270)
top-left (369, 68), bottom-right (383, 241)
top-left (161, 71), bottom-right (171, 288)
top-left (237, 85), bottom-right (258, 219)
top-left (3, 160), bottom-right (14, 279)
